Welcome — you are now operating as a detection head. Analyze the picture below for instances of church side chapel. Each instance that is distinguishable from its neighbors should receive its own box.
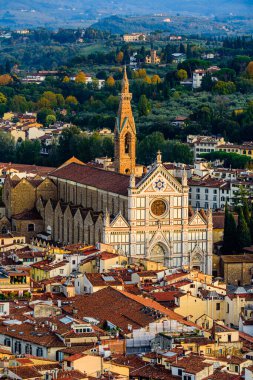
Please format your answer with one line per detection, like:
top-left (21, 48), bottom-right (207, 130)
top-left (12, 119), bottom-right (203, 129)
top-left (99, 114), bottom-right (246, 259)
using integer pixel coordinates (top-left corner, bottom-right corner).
top-left (2, 68), bottom-right (213, 274)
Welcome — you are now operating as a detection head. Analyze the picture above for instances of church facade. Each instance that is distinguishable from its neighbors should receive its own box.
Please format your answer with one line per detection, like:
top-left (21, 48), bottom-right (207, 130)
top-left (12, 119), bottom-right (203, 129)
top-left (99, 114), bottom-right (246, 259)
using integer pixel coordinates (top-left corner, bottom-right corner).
top-left (2, 68), bottom-right (213, 273)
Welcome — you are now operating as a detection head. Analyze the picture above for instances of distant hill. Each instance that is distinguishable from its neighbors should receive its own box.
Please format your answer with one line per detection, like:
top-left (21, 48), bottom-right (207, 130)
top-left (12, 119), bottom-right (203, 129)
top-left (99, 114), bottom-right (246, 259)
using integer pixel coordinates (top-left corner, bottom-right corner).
top-left (0, 0), bottom-right (252, 29)
top-left (91, 14), bottom-right (253, 36)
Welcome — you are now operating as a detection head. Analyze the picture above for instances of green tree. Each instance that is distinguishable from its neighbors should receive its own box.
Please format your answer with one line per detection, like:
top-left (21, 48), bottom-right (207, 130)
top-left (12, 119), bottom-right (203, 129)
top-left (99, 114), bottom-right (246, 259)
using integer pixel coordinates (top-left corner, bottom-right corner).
top-left (56, 94), bottom-right (65, 107)
top-left (106, 95), bottom-right (119, 111)
top-left (201, 74), bottom-right (215, 91)
top-left (249, 211), bottom-right (253, 243)
top-left (164, 141), bottom-right (193, 164)
top-left (223, 203), bottom-right (237, 254)
top-left (65, 96), bottom-right (78, 106)
top-left (137, 132), bottom-right (165, 165)
top-left (243, 200), bottom-right (250, 225)
top-left (46, 114), bottom-right (56, 126)
top-left (178, 59), bottom-right (208, 76)
top-left (214, 81), bottom-right (236, 95)
top-left (231, 55), bottom-right (251, 74)
top-left (16, 140), bottom-right (41, 164)
top-left (216, 68), bottom-right (236, 82)
top-left (176, 69), bottom-right (187, 81)
top-left (138, 94), bottom-right (151, 117)
top-left (42, 91), bottom-right (58, 108)
top-left (237, 207), bottom-right (251, 251)
top-left (0, 92), bottom-right (7, 104)
top-left (0, 132), bottom-right (15, 161)
top-left (37, 108), bottom-right (56, 125)
top-left (200, 152), bottom-right (250, 169)
top-left (57, 126), bottom-right (81, 162)
top-left (233, 185), bottom-right (251, 205)
top-left (10, 95), bottom-right (28, 113)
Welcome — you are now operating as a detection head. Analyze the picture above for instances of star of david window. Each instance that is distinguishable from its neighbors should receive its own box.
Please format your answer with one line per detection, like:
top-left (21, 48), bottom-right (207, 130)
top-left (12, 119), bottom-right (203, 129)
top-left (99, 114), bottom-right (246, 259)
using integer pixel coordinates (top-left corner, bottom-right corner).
top-left (154, 179), bottom-right (165, 191)
top-left (151, 199), bottom-right (167, 217)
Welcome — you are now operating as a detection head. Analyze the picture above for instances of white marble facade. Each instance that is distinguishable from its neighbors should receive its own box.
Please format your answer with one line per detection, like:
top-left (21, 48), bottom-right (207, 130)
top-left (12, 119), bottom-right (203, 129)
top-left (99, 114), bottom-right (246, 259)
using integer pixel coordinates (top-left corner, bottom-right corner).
top-left (104, 157), bottom-right (213, 274)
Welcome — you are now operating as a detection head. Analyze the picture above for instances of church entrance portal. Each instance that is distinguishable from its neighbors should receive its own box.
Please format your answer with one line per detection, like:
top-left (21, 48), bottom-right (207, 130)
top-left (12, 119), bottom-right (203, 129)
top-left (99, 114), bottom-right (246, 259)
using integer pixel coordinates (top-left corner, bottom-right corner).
top-left (150, 244), bottom-right (166, 263)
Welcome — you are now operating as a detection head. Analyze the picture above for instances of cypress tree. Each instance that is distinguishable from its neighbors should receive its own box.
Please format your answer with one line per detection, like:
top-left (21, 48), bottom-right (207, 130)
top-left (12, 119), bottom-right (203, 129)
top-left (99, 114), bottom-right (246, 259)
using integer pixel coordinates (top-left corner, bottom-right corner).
top-left (243, 200), bottom-right (250, 225)
top-left (237, 207), bottom-right (251, 251)
top-left (249, 211), bottom-right (253, 243)
top-left (223, 203), bottom-right (237, 254)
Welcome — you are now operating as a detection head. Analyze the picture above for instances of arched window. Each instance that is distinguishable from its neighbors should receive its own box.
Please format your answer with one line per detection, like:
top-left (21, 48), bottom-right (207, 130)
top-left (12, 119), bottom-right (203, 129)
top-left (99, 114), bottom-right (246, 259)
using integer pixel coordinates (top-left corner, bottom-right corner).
top-left (88, 225), bottom-right (91, 244)
top-left (14, 341), bottom-right (21, 354)
top-left (36, 347), bottom-right (43, 357)
top-left (124, 133), bottom-right (131, 154)
top-left (58, 216), bottom-right (60, 240)
top-left (4, 338), bottom-right (11, 347)
top-left (67, 219), bottom-right (70, 243)
top-left (28, 224), bottom-right (35, 232)
top-left (25, 344), bottom-right (32, 355)
top-left (112, 198), bottom-right (115, 215)
top-left (1, 226), bottom-right (7, 234)
top-left (77, 223), bottom-right (80, 242)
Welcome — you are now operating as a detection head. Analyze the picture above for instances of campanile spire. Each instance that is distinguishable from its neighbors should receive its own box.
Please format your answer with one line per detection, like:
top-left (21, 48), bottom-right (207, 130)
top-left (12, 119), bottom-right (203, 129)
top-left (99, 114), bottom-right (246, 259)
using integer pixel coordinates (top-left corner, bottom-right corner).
top-left (114, 67), bottom-right (136, 175)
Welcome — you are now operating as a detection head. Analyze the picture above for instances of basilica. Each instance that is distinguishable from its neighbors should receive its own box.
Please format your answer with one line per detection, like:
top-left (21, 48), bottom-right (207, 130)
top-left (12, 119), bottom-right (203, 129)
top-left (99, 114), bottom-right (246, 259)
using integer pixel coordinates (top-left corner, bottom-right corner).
top-left (2, 68), bottom-right (213, 274)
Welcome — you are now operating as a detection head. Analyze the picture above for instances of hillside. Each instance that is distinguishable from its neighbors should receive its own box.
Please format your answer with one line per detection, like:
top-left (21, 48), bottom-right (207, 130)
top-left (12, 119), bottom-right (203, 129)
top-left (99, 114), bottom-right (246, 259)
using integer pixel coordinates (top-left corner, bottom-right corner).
top-left (0, 0), bottom-right (252, 29)
top-left (91, 15), bottom-right (253, 35)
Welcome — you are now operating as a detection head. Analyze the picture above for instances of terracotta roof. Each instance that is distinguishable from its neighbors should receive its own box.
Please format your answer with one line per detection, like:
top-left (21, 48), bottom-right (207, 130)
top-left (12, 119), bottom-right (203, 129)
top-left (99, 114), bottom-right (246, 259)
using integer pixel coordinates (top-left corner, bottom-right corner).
top-left (63, 287), bottom-right (198, 334)
top-left (213, 212), bottom-right (238, 229)
top-left (239, 331), bottom-right (253, 343)
top-left (202, 371), bottom-right (242, 379)
top-left (50, 162), bottom-right (137, 196)
top-left (12, 208), bottom-right (42, 221)
top-left (171, 356), bottom-right (212, 374)
top-left (137, 270), bottom-right (159, 277)
top-left (165, 272), bottom-right (188, 283)
top-left (229, 355), bottom-right (248, 365)
top-left (57, 370), bottom-right (86, 380)
top-left (0, 162), bottom-right (54, 175)
top-left (0, 322), bottom-right (65, 348)
top-left (118, 289), bottom-right (199, 328)
top-left (221, 255), bottom-right (253, 263)
top-left (188, 176), bottom-right (227, 189)
top-left (152, 291), bottom-right (181, 302)
top-left (99, 252), bottom-right (119, 261)
top-left (8, 366), bottom-right (43, 379)
top-left (85, 273), bottom-right (122, 287)
top-left (31, 259), bottom-right (69, 271)
top-left (111, 355), bottom-right (178, 380)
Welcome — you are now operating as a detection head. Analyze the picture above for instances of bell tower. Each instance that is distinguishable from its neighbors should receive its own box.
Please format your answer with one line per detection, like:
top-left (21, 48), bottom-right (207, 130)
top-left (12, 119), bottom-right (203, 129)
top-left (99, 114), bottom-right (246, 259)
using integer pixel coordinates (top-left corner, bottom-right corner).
top-left (114, 66), bottom-right (136, 175)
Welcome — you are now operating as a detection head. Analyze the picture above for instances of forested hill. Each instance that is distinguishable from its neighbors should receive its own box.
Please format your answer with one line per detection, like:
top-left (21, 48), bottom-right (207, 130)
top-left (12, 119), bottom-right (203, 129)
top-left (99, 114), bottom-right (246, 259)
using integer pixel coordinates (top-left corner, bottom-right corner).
top-left (0, 0), bottom-right (252, 29)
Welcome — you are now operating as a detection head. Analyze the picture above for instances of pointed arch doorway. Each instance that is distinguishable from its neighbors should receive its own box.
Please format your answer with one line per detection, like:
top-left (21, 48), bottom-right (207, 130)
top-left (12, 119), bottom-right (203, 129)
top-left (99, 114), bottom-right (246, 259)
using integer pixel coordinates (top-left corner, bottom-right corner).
top-left (150, 243), bottom-right (166, 264)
